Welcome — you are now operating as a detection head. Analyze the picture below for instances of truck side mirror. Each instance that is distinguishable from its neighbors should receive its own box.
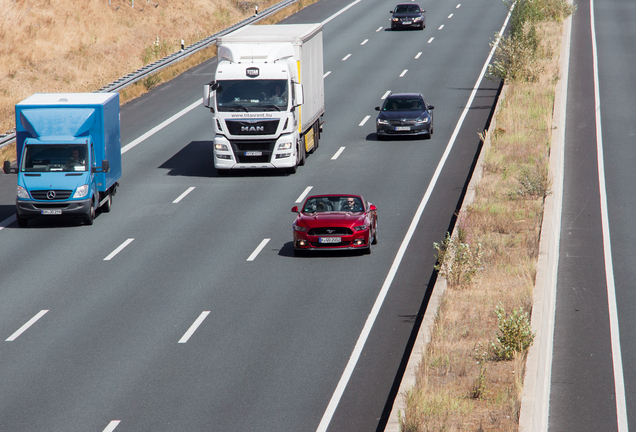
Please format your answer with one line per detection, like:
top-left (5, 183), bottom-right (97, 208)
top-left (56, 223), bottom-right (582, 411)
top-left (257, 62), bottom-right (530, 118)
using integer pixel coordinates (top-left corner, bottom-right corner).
top-left (3, 160), bottom-right (11, 174)
top-left (101, 160), bottom-right (110, 173)
top-left (203, 82), bottom-right (218, 111)
top-left (293, 83), bottom-right (304, 107)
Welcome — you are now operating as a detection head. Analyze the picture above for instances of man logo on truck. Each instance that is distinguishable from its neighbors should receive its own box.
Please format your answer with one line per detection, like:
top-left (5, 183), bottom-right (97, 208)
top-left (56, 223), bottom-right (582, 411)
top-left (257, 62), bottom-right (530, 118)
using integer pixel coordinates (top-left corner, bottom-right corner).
top-left (246, 67), bottom-right (260, 78)
top-left (241, 125), bottom-right (265, 132)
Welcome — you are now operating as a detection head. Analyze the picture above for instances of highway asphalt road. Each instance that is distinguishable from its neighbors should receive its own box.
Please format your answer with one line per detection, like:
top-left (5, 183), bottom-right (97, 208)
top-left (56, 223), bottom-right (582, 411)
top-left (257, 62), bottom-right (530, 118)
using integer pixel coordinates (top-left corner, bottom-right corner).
top-left (549, 0), bottom-right (634, 430)
top-left (0, 0), bottom-right (509, 430)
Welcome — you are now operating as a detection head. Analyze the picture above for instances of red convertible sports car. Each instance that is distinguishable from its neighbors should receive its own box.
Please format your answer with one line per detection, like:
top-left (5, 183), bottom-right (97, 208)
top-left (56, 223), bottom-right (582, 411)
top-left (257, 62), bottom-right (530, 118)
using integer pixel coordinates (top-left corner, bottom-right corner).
top-left (291, 194), bottom-right (378, 255)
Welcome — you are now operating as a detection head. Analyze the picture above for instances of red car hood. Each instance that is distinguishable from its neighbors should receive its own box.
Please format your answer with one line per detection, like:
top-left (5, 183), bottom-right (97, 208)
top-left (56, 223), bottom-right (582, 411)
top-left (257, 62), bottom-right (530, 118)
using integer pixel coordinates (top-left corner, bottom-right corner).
top-left (298, 212), bottom-right (366, 227)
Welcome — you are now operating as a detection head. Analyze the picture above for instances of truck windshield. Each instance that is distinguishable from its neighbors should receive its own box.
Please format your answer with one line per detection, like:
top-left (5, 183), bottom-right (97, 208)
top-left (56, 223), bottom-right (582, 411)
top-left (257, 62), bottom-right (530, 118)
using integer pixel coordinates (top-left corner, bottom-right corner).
top-left (21, 144), bottom-right (89, 173)
top-left (216, 79), bottom-right (288, 112)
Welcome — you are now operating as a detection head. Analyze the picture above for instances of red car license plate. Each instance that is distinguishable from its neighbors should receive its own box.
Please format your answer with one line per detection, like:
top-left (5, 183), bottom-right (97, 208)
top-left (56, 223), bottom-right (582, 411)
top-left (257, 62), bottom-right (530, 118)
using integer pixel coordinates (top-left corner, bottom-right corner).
top-left (319, 237), bottom-right (341, 244)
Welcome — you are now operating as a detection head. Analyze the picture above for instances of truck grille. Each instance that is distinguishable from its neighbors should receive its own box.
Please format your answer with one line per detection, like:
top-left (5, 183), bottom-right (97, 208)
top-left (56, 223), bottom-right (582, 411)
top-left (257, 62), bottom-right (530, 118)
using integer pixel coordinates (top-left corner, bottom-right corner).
top-left (226, 119), bottom-right (280, 135)
top-left (230, 139), bottom-right (276, 164)
top-left (30, 190), bottom-right (73, 200)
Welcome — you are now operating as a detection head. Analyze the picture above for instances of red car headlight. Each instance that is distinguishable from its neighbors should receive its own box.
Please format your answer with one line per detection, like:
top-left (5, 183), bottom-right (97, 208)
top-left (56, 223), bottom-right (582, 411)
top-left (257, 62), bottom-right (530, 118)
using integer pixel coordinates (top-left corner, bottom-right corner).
top-left (353, 224), bottom-right (369, 231)
top-left (293, 224), bottom-right (308, 232)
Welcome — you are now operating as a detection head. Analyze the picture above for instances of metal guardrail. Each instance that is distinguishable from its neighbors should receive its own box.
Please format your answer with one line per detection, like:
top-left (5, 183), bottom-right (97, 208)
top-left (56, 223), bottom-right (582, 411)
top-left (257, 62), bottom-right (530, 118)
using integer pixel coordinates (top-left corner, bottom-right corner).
top-left (0, 0), bottom-right (299, 151)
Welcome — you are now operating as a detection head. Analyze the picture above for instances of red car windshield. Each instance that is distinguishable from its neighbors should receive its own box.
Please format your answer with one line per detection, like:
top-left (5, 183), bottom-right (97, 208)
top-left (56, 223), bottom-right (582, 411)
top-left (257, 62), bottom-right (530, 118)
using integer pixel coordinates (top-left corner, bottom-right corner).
top-left (303, 196), bottom-right (364, 213)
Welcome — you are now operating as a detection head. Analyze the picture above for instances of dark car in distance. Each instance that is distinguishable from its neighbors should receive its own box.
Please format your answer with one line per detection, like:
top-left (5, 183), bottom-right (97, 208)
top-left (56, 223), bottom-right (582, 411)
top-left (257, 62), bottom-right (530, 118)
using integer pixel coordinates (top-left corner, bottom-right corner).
top-left (291, 194), bottom-right (378, 256)
top-left (375, 93), bottom-right (434, 139)
top-left (390, 3), bottom-right (426, 30)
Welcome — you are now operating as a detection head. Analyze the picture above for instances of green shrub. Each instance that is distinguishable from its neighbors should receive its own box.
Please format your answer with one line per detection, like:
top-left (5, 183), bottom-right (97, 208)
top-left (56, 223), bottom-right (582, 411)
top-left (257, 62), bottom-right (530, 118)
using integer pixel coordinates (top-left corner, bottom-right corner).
top-left (491, 304), bottom-right (535, 360)
top-left (434, 232), bottom-right (483, 288)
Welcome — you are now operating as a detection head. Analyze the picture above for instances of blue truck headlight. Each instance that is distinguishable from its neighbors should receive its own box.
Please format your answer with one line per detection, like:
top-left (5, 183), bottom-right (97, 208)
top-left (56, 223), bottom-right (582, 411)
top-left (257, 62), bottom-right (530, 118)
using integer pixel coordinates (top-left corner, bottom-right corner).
top-left (73, 184), bottom-right (89, 198)
top-left (17, 186), bottom-right (29, 199)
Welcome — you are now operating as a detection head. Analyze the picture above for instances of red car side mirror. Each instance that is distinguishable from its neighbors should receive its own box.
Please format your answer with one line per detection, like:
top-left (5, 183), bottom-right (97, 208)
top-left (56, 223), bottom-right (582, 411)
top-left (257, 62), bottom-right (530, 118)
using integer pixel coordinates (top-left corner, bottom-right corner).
top-left (369, 204), bottom-right (377, 211)
top-left (291, 206), bottom-right (299, 213)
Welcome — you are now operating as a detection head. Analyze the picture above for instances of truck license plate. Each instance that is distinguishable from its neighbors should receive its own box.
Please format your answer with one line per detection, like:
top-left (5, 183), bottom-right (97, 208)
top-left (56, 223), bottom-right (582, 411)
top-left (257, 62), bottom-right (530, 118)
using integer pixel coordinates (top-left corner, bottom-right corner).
top-left (319, 237), bottom-right (341, 244)
top-left (41, 209), bottom-right (62, 215)
top-left (245, 151), bottom-right (262, 156)
top-left (396, 126), bottom-right (411, 131)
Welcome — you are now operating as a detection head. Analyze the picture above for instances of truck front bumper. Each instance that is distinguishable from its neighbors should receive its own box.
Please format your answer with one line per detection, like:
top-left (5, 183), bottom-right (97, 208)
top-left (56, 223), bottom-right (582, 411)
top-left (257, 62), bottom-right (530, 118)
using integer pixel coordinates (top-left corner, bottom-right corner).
top-left (213, 135), bottom-right (297, 170)
top-left (16, 197), bottom-right (93, 219)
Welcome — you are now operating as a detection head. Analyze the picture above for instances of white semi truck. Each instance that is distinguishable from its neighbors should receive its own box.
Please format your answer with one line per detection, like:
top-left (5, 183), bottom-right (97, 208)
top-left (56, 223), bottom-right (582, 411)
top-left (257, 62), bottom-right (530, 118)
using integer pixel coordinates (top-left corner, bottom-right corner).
top-left (203, 24), bottom-right (324, 174)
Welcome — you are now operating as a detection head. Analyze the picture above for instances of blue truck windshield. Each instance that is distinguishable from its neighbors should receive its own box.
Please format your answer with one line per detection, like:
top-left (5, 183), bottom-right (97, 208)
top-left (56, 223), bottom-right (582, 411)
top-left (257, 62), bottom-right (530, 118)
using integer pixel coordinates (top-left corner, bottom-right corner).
top-left (216, 79), bottom-right (288, 112)
top-left (22, 144), bottom-right (89, 173)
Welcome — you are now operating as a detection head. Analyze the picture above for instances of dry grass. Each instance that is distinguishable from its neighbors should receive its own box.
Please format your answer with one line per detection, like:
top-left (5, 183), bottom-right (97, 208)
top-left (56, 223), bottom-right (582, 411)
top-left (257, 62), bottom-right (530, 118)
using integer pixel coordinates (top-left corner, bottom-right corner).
top-left (0, 0), bottom-right (317, 162)
top-left (401, 18), bottom-right (563, 432)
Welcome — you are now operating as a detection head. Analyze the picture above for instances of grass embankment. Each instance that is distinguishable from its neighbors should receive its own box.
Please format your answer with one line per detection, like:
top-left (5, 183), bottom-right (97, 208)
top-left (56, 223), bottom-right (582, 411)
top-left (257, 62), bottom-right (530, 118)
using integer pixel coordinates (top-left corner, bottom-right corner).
top-left (400, 0), bottom-right (575, 430)
top-left (0, 0), bottom-right (315, 161)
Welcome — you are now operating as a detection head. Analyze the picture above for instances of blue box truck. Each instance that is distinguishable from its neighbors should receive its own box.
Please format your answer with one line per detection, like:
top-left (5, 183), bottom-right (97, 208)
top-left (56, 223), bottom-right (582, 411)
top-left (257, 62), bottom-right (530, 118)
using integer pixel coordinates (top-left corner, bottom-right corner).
top-left (2, 93), bottom-right (121, 227)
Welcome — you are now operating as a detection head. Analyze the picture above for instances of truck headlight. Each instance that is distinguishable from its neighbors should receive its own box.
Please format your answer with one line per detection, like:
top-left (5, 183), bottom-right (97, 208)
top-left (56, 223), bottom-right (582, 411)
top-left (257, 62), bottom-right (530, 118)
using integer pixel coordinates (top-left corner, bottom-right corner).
top-left (73, 184), bottom-right (89, 198)
top-left (215, 144), bottom-right (229, 151)
top-left (17, 186), bottom-right (29, 199)
top-left (278, 142), bottom-right (293, 151)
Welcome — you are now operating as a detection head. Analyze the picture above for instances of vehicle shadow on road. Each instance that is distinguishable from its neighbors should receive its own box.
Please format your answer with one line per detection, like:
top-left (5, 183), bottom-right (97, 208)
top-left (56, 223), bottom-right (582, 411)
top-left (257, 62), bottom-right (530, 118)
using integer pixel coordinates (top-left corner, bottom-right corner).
top-left (365, 133), bottom-right (427, 142)
top-left (159, 141), bottom-right (216, 177)
top-left (279, 241), bottom-right (369, 258)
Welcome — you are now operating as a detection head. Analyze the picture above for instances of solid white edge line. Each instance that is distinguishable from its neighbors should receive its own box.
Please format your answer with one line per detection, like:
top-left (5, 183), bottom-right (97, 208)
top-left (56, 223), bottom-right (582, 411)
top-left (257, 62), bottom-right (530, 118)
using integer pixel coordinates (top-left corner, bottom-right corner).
top-left (247, 238), bottom-right (270, 262)
top-left (104, 238), bottom-right (135, 261)
top-left (331, 147), bottom-right (345, 160)
top-left (173, 186), bottom-right (196, 204)
top-left (321, 0), bottom-right (361, 25)
top-left (359, 115), bottom-right (370, 127)
top-left (121, 100), bottom-right (200, 154)
top-left (296, 186), bottom-right (313, 203)
top-left (6, 310), bottom-right (49, 341)
top-left (590, 0), bottom-right (628, 429)
top-left (103, 420), bottom-right (121, 432)
top-left (0, 214), bottom-right (16, 231)
top-left (315, 9), bottom-right (510, 432)
top-left (324, 71), bottom-right (332, 78)
top-left (381, 90), bottom-right (391, 100)
top-left (178, 311), bottom-right (211, 344)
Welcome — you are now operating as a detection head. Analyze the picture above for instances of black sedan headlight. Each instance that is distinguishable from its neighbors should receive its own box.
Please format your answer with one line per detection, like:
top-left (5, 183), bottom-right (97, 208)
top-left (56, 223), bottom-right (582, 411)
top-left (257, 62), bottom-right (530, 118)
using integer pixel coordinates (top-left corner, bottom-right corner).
top-left (415, 115), bottom-right (430, 125)
top-left (377, 117), bottom-right (389, 125)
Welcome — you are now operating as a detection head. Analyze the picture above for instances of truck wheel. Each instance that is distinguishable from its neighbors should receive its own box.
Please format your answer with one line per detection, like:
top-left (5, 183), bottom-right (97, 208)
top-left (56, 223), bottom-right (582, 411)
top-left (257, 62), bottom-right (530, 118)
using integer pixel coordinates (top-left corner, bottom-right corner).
top-left (84, 200), bottom-right (95, 225)
top-left (287, 165), bottom-right (297, 175)
top-left (102, 191), bottom-right (112, 213)
top-left (16, 215), bottom-right (27, 228)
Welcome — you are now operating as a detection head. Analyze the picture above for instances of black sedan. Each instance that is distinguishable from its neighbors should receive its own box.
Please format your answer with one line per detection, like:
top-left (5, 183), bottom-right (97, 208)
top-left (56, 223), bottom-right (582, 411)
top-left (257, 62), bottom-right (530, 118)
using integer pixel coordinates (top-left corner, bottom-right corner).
top-left (375, 93), bottom-right (434, 139)
top-left (390, 3), bottom-right (426, 30)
